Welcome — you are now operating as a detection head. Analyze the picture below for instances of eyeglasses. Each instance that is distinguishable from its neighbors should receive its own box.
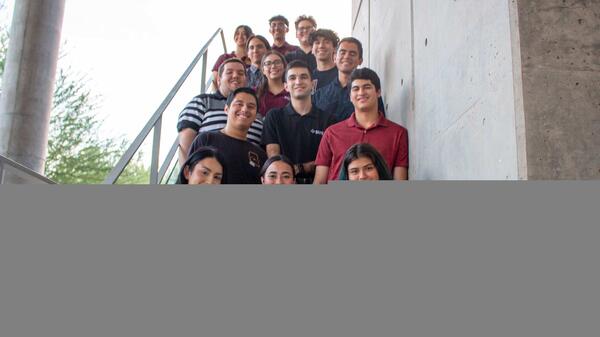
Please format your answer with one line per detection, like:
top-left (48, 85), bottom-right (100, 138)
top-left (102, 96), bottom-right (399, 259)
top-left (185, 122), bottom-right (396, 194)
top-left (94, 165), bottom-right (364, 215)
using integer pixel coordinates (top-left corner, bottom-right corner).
top-left (270, 23), bottom-right (287, 29)
top-left (263, 60), bottom-right (284, 67)
top-left (297, 26), bottom-right (315, 32)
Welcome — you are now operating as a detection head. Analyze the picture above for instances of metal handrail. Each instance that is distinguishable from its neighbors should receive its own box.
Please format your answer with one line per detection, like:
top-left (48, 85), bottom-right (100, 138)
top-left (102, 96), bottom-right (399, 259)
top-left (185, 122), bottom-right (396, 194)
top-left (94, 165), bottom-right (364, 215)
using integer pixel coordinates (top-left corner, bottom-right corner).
top-left (103, 28), bottom-right (227, 184)
top-left (156, 75), bottom-right (215, 183)
top-left (0, 154), bottom-right (56, 184)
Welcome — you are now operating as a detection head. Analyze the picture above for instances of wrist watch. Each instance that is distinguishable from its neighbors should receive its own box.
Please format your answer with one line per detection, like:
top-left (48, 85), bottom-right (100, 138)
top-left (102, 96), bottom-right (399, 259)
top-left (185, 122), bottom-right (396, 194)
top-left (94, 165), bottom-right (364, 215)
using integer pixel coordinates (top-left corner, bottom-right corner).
top-left (296, 163), bottom-right (304, 176)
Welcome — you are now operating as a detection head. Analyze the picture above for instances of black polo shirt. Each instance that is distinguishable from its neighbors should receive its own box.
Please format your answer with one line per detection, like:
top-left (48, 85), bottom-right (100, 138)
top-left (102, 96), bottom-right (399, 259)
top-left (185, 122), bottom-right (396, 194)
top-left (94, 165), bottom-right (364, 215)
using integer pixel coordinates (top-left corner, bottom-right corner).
top-left (262, 103), bottom-right (337, 167)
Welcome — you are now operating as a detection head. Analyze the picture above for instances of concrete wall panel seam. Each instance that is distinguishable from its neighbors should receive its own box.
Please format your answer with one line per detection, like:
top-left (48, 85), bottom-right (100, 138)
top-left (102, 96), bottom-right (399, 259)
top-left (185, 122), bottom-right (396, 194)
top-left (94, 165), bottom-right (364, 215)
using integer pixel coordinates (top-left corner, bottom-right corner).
top-left (509, 0), bottom-right (529, 180)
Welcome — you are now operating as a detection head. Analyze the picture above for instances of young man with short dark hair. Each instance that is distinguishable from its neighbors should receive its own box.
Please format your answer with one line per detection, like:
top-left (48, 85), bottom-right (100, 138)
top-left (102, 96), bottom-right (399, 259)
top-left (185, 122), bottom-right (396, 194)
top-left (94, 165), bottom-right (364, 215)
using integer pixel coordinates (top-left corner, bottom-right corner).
top-left (269, 15), bottom-right (300, 56)
top-left (189, 87), bottom-right (268, 184)
top-left (262, 61), bottom-right (337, 184)
top-left (285, 15), bottom-right (318, 72)
top-left (314, 68), bottom-right (409, 184)
top-left (313, 37), bottom-right (385, 121)
top-left (309, 29), bottom-right (340, 90)
top-left (177, 58), bottom-right (263, 166)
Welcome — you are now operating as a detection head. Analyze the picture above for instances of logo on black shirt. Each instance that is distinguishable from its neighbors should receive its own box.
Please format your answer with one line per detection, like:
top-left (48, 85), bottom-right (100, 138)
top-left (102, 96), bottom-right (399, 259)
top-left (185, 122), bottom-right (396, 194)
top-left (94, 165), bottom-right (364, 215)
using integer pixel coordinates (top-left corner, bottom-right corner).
top-left (310, 129), bottom-right (324, 136)
top-left (248, 151), bottom-right (261, 168)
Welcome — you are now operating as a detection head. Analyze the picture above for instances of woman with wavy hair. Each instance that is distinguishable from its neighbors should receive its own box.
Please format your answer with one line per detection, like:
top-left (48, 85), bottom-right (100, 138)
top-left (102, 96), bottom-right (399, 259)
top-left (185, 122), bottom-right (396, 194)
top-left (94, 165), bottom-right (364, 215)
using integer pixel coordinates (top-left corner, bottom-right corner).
top-left (338, 143), bottom-right (392, 181)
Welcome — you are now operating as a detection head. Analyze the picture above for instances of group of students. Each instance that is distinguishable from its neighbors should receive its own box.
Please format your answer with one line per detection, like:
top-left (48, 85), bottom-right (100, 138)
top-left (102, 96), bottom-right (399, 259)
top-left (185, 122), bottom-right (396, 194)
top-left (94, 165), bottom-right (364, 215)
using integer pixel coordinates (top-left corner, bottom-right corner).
top-left (176, 14), bottom-right (409, 185)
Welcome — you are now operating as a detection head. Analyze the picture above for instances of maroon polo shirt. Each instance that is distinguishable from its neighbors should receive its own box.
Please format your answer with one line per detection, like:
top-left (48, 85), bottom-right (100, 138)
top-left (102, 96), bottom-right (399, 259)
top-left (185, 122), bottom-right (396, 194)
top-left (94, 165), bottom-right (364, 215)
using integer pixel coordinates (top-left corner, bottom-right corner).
top-left (259, 89), bottom-right (290, 117)
top-left (271, 41), bottom-right (300, 56)
top-left (211, 52), bottom-right (251, 72)
top-left (315, 113), bottom-right (409, 181)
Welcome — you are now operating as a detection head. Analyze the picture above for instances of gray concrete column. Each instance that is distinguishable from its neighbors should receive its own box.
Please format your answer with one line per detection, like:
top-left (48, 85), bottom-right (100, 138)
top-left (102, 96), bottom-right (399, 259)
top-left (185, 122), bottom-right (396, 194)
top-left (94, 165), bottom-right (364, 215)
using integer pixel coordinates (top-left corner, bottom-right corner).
top-left (515, 0), bottom-right (600, 179)
top-left (0, 0), bottom-right (66, 181)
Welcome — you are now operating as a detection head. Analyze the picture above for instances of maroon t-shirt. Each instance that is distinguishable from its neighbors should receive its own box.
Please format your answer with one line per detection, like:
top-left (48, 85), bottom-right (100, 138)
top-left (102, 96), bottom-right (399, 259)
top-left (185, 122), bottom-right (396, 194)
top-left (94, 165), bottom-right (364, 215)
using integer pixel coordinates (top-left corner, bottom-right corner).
top-left (271, 42), bottom-right (300, 56)
top-left (212, 52), bottom-right (251, 72)
top-left (258, 89), bottom-right (290, 117)
top-left (315, 113), bottom-right (409, 181)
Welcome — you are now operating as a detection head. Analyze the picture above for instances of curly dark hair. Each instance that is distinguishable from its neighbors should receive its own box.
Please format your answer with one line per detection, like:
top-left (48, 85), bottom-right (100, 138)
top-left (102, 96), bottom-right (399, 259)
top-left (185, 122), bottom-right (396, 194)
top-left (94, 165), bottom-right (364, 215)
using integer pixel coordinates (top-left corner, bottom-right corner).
top-left (308, 29), bottom-right (340, 48)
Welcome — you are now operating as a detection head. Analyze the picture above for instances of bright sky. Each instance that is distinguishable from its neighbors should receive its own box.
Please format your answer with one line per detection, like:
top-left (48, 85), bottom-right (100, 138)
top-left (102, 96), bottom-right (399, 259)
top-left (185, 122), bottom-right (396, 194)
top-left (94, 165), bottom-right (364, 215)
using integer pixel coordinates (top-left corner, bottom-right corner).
top-left (2, 0), bottom-right (351, 164)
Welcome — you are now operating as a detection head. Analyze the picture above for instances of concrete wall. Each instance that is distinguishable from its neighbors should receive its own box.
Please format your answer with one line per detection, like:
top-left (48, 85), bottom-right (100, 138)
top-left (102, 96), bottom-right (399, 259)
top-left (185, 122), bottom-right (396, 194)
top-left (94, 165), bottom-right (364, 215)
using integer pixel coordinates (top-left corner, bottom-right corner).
top-left (517, 0), bottom-right (600, 179)
top-left (352, 0), bottom-right (599, 180)
top-left (353, 0), bottom-right (524, 180)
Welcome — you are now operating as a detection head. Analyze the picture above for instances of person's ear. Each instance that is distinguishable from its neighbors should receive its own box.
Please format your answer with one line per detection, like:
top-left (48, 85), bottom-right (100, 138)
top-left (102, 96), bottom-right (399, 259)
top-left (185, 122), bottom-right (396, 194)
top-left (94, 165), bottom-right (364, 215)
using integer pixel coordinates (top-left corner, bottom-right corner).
top-left (184, 166), bottom-right (191, 180)
top-left (307, 78), bottom-right (314, 92)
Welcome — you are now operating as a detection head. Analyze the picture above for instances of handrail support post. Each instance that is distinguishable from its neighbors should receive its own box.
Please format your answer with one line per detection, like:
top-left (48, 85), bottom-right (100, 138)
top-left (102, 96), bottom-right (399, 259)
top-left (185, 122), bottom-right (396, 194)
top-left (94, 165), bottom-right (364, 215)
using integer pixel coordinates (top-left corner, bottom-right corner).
top-left (201, 50), bottom-right (208, 93)
top-left (0, 162), bottom-right (5, 184)
top-left (220, 30), bottom-right (227, 54)
top-left (150, 117), bottom-right (162, 184)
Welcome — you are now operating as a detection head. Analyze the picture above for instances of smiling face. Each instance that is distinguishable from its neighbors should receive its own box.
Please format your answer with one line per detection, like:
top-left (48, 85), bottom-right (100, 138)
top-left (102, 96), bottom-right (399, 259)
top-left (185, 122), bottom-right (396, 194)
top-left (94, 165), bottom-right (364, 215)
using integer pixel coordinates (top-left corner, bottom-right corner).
top-left (185, 157), bottom-right (224, 185)
top-left (225, 92), bottom-right (258, 132)
top-left (248, 37), bottom-right (268, 66)
top-left (336, 41), bottom-right (363, 75)
top-left (285, 66), bottom-right (313, 100)
top-left (217, 61), bottom-right (247, 96)
top-left (296, 20), bottom-right (316, 46)
top-left (347, 156), bottom-right (379, 181)
top-left (262, 53), bottom-right (285, 82)
top-left (269, 20), bottom-right (288, 41)
top-left (234, 27), bottom-right (250, 48)
top-left (261, 161), bottom-right (295, 185)
top-left (350, 79), bottom-right (381, 113)
top-left (312, 36), bottom-right (335, 62)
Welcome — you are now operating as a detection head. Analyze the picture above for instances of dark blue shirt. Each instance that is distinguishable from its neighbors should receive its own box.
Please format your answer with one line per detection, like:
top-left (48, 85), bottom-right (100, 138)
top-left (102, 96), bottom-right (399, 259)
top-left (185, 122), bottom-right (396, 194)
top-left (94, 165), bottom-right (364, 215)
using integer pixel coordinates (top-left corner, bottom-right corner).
top-left (312, 66), bottom-right (338, 90)
top-left (246, 65), bottom-right (262, 89)
top-left (313, 77), bottom-right (386, 122)
top-left (285, 49), bottom-right (317, 73)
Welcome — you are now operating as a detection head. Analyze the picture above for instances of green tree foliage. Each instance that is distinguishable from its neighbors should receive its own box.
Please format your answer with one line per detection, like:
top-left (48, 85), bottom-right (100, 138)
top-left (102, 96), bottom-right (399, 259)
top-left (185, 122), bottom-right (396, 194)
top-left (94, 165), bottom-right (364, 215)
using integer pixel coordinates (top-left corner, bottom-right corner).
top-left (0, 19), bottom-right (7, 81)
top-left (45, 69), bottom-right (118, 183)
top-left (0, 11), bottom-right (150, 184)
top-left (46, 69), bottom-right (150, 184)
top-left (0, 0), bottom-right (8, 77)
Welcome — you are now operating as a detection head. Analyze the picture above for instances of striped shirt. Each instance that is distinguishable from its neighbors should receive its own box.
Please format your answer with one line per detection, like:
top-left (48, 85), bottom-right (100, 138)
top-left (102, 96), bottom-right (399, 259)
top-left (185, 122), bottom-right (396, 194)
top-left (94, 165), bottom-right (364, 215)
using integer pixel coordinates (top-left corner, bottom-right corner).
top-left (177, 91), bottom-right (263, 146)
